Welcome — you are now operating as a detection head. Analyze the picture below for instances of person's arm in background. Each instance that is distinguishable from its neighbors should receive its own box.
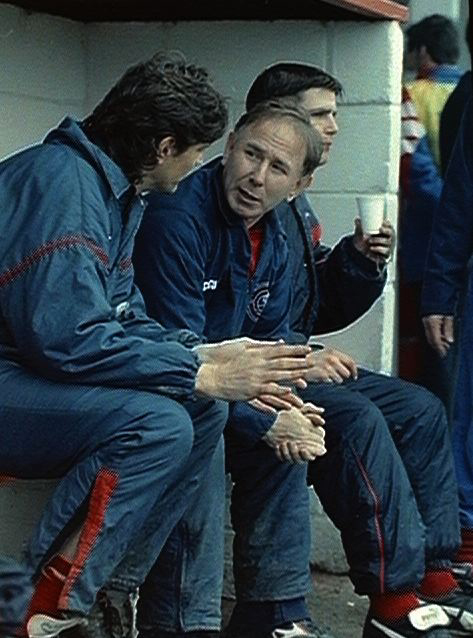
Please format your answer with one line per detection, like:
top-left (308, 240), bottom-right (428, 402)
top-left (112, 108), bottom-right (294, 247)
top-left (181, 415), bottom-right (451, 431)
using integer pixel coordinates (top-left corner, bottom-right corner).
top-left (439, 72), bottom-right (472, 177)
top-left (422, 101), bottom-right (473, 357)
top-left (314, 230), bottom-right (390, 334)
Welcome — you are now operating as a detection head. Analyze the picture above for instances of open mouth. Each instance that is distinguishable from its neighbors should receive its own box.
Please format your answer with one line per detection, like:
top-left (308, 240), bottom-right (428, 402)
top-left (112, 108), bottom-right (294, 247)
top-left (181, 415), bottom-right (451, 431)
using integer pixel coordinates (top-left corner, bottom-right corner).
top-left (238, 187), bottom-right (260, 204)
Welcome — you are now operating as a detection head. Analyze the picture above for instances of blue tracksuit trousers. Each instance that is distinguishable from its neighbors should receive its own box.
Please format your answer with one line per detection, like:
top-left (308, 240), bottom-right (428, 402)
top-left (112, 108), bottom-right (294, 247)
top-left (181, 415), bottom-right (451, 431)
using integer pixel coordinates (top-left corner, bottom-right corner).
top-left (137, 425), bottom-right (311, 634)
top-left (304, 369), bottom-right (459, 594)
top-left (0, 359), bottom-right (227, 618)
top-left (135, 369), bottom-right (460, 634)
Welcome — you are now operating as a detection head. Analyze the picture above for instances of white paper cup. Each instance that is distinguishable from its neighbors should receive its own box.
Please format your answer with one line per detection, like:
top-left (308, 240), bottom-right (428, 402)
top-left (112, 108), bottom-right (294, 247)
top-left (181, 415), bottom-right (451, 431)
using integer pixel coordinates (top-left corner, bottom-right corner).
top-left (356, 196), bottom-right (385, 235)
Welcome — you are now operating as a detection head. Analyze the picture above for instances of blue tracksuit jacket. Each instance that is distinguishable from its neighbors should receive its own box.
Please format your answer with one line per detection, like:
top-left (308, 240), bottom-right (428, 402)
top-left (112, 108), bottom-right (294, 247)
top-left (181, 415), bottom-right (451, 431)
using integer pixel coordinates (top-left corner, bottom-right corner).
top-left (134, 159), bottom-right (291, 442)
top-left (0, 118), bottom-right (201, 396)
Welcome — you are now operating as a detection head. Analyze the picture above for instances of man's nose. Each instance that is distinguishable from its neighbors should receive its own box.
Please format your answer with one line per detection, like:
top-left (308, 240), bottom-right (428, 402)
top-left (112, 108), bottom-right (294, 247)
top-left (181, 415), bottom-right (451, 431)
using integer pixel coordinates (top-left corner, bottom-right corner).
top-left (327, 115), bottom-right (338, 134)
top-left (249, 161), bottom-right (266, 185)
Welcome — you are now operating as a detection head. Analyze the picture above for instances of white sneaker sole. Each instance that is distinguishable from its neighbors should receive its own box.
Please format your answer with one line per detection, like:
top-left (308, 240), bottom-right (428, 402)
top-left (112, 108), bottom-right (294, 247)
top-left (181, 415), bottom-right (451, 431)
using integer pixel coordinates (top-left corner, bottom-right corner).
top-left (27, 613), bottom-right (87, 638)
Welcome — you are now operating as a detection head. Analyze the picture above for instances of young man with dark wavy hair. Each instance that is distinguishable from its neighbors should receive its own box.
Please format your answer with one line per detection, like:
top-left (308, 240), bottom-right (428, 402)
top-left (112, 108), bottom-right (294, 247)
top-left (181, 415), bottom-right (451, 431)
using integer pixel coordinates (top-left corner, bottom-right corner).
top-left (0, 53), bottom-right (314, 638)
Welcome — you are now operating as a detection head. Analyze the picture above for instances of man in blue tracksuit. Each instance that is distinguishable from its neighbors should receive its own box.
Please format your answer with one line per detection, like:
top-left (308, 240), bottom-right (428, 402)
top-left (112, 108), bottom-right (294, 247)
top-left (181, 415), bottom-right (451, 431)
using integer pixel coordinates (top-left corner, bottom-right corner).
top-left (133, 100), bottom-right (328, 638)
top-left (0, 54), bottom-right (314, 638)
top-left (134, 65), bottom-right (473, 638)
top-left (422, 99), bottom-right (473, 582)
top-left (398, 14), bottom-right (463, 403)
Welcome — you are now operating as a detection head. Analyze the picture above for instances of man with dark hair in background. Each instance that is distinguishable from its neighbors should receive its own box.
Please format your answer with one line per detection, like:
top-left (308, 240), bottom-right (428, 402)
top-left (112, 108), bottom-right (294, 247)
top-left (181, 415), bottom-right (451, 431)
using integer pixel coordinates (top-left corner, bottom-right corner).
top-left (398, 14), bottom-right (462, 406)
top-left (133, 63), bottom-right (473, 638)
top-left (0, 52), bottom-right (313, 638)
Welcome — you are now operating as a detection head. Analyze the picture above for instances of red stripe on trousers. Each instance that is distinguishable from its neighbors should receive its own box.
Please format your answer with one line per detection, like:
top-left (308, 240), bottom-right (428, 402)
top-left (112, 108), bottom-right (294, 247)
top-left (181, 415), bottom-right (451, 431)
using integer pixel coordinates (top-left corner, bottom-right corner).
top-left (58, 467), bottom-right (119, 608)
top-left (354, 452), bottom-right (386, 593)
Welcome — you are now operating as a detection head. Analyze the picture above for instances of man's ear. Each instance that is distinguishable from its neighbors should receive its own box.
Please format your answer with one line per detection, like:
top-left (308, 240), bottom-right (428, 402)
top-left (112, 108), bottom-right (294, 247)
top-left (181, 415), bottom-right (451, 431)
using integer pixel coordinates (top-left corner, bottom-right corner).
top-left (288, 173), bottom-right (313, 201)
top-left (155, 136), bottom-right (177, 163)
top-left (222, 131), bottom-right (236, 166)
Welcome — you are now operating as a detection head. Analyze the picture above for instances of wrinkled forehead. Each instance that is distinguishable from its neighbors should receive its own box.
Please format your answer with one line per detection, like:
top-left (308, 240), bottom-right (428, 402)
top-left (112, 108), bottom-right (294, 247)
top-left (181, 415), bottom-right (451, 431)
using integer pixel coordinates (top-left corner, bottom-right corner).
top-left (235, 116), bottom-right (306, 170)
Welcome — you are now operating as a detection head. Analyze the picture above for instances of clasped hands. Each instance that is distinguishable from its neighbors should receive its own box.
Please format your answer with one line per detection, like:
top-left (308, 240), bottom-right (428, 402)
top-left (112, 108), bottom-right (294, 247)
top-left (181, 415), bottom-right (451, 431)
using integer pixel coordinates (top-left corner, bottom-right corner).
top-left (193, 337), bottom-right (325, 463)
top-left (194, 337), bottom-right (359, 465)
top-left (262, 346), bottom-right (359, 463)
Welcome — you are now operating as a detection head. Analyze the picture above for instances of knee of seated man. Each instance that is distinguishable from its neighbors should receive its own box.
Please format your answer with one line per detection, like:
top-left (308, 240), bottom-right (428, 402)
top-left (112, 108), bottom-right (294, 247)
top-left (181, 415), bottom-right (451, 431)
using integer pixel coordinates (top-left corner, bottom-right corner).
top-left (116, 394), bottom-right (196, 465)
top-left (400, 381), bottom-right (448, 428)
top-left (325, 397), bottom-right (387, 446)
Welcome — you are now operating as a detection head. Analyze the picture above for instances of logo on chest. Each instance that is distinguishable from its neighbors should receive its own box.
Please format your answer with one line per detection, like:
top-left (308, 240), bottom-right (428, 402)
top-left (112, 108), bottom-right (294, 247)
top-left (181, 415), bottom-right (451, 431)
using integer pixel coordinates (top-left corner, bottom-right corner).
top-left (247, 282), bottom-right (270, 322)
top-left (203, 279), bottom-right (218, 292)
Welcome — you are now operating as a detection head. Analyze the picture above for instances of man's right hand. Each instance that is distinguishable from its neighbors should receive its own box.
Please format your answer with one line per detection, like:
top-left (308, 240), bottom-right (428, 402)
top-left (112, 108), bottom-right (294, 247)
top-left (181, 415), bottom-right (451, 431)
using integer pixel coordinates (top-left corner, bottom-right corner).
top-left (305, 347), bottom-right (358, 383)
top-left (194, 338), bottom-right (312, 402)
top-left (263, 404), bottom-right (326, 464)
top-left (422, 315), bottom-right (454, 357)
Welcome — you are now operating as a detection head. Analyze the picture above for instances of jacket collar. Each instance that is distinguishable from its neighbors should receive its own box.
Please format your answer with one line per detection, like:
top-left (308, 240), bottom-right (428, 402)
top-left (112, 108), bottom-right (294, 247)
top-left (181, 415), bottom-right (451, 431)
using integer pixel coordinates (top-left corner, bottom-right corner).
top-left (417, 64), bottom-right (463, 84)
top-left (43, 117), bottom-right (132, 200)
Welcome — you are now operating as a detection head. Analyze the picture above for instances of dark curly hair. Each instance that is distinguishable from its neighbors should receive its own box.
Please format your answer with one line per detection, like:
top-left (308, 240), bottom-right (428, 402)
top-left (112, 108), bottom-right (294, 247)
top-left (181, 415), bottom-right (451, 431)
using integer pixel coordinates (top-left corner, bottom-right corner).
top-left (82, 51), bottom-right (228, 183)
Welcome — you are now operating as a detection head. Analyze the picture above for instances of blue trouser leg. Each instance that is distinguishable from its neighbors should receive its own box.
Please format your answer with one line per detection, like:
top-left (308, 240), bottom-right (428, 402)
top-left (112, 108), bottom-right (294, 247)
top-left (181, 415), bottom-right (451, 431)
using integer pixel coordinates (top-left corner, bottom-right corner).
top-left (224, 434), bottom-right (311, 602)
top-left (302, 369), bottom-right (460, 594)
top-left (136, 438), bottom-right (225, 634)
top-left (136, 419), bottom-right (311, 633)
top-left (452, 278), bottom-right (473, 529)
top-left (0, 361), bottom-right (227, 616)
top-left (0, 556), bottom-right (32, 635)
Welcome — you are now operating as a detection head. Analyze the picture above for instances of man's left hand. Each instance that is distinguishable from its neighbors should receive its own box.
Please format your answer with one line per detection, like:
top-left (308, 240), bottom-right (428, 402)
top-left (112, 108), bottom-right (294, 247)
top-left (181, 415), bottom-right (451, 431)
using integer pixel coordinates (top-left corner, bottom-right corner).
top-left (352, 218), bottom-right (395, 263)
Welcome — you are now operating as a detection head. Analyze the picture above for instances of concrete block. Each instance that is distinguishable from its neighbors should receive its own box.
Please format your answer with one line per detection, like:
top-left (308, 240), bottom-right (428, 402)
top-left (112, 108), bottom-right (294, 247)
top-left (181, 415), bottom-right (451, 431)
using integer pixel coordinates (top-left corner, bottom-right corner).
top-left (313, 104), bottom-right (401, 193)
top-left (305, 192), bottom-right (362, 245)
top-left (0, 5), bottom-right (85, 102)
top-left (0, 479), bottom-right (59, 560)
top-left (86, 21), bottom-right (328, 109)
top-left (317, 283), bottom-right (396, 374)
top-left (385, 193), bottom-right (399, 282)
top-left (330, 21), bottom-right (403, 105)
top-left (409, 0), bottom-right (460, 22)
top-left (0, 95), bottom-right (84, 160)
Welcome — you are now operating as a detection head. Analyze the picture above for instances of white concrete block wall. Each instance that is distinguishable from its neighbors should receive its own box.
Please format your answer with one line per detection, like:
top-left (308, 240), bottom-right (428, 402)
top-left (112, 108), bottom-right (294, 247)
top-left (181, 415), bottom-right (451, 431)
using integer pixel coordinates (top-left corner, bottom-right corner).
top-left (0, 4), bottom-right (86, 159)
top-left (313, 21), bottom-right (402, 372)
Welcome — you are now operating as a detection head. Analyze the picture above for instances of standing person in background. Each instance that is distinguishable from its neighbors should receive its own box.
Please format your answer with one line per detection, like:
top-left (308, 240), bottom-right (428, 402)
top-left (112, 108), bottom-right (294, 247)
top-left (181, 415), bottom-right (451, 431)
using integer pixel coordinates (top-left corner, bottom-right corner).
top-left (398, 14), bottom-right (462, 407)
top-left (422, 97), bottom-right (473, 611)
